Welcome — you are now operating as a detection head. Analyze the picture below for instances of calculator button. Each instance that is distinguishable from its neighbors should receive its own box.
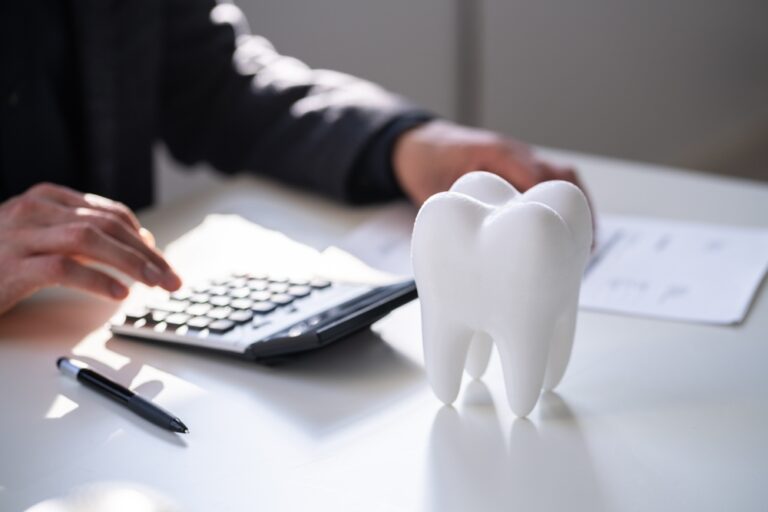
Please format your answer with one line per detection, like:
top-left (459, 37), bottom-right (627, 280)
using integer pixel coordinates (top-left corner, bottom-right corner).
top-left (209, 295), bottom-right (231, 307)
top-left (124, 306), bottom-right (150, 321)
top-left (208, 285), bottom-right (229, 296)
top-left (268, 283), bottom-right (289, 293)
top-left (270, 293), bottom-right (294, 306)
top-left (149, 311), bottom-right (169, 323)
top-left (229, 310), bottom-right (254, 324)
top-left (230, 287), bottom-right (251, 299)
top-left (268, 275), bottom-right (289, 283)
top-left (187, 316), bottom-right (212, 330)
top-left (287, 285), bottom-right (311, 298)
top-left (251, 301), bottom-right (277, 314)
top-left (230, 298), bottom-right (253, 310)
top-left (250, 291), bottom-right (271, 302)
top-left (310, 279), bottom-right (331, 289)
top-left (208, 319), bottom-right (235, 333)
top-left (170, 289), bottom-right (192, 301)
top-left (228, 278), bottom-right (247, 288)
top-left (149, 300), bottom-right (189, 313)
top-left (165, 313), bottom-right (191, 327)
top-left (207, 307), bottom-right (232, 320)
top-left (186, 303), bottom-right (212, 316)
top-left (247, 279), bottom-right (268, 291)
top-left (189, 293), bottom-right (210, 304)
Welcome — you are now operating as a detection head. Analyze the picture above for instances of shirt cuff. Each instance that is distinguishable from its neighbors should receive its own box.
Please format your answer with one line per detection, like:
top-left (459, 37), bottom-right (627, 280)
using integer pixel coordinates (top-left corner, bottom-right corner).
top-left (347, 112), bottom-right (435, 203)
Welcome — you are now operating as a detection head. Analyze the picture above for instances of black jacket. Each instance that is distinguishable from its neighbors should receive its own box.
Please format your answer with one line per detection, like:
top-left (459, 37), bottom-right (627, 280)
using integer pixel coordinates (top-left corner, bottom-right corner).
top-left (0, 0), bottom-right (432, 209)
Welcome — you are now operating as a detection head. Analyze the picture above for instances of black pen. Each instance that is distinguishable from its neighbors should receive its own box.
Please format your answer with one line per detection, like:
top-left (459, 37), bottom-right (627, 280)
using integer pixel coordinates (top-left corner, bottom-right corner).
top-left (56, 357), bottom-right (189, 434)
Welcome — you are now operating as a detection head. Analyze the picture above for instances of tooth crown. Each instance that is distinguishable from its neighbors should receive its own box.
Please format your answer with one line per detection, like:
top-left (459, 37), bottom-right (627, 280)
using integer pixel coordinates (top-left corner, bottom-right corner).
top-left (411, 172), bottom-right (593, 417)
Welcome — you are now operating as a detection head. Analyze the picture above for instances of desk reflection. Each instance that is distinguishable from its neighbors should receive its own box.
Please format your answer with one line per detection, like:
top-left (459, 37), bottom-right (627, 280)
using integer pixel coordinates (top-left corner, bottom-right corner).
top-left (428, 381), bottom-right (605, 512)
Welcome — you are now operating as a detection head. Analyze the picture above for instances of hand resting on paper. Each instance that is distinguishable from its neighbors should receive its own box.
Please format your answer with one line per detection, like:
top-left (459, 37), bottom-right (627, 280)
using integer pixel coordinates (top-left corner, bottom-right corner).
top-left (392, 120), bottom-right (590, 206)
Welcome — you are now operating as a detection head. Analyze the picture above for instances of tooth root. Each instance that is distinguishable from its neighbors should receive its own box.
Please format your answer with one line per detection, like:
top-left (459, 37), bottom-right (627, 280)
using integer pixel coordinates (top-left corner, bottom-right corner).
top-left (543, 300), bottom-right (578, 391)
top-left (495, 324), bottom-right (553, 417)
top-left (465, 331), bottom-right (493, 379)
top-left (422, 307), bottom-right (472, 405)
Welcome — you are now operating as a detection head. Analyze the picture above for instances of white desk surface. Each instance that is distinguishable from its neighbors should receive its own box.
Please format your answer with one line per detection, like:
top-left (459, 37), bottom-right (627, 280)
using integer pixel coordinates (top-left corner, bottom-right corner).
top-left (2, 149), bottom-right (767, 511)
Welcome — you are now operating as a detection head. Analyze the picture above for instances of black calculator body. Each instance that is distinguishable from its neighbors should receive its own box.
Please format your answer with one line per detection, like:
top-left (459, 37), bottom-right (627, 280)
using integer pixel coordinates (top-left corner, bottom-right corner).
top-left (110, 272), bottom-right (416, 361)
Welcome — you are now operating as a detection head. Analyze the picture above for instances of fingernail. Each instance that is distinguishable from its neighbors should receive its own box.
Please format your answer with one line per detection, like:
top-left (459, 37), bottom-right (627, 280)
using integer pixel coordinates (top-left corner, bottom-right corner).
top-left (111, 282), bottom-right (128, 299)
top-left (143, 262), bottom-right (162, 285)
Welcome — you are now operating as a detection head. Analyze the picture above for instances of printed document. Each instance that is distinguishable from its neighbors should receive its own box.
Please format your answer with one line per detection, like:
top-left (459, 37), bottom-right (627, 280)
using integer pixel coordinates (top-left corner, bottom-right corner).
top-left (338, 206), bottom-right (768, 325)
top-left (580, 215), bottom-right (768, 324)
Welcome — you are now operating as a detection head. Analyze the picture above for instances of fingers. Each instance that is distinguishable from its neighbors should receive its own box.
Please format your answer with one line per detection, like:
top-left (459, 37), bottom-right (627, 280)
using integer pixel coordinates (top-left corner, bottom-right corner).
top-left (28, 182), bottom-right (142, 232)
top-left (1, 184), bottom-right (181, 311)
top-left (391, 118), bottom-right (593, 209)
top-left (83, 193), bottom-right (143, 232)
top-left (23, 255), bottom-right (129, 300)
top-left (9, 183), bottom-right (181, 290)
top-left (20, 223), bottom-right (180, 291)
top-left (537, 161), bottom-right (575, 183)
top-left (69, 207), bottom-right (180, 287)
top-left (476, 141), bottom-right (543, 191)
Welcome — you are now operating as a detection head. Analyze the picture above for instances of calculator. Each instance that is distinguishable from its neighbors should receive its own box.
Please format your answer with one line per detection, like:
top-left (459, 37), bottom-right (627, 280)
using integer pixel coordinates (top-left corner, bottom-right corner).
top-left (109, 272), bottom-right (417, 361)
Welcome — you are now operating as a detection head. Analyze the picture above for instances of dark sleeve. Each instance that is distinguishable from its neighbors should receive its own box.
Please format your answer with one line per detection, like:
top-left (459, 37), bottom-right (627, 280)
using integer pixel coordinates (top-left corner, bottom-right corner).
top-left (158, 0), bottom-right (435, 203)
top-left (347, 113), bottom-right (434, 202)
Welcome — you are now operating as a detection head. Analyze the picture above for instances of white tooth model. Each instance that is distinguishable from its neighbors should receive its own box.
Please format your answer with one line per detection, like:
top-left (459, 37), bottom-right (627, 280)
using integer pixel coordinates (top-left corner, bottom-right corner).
top-left (411, 171), bottom-right (593, 417)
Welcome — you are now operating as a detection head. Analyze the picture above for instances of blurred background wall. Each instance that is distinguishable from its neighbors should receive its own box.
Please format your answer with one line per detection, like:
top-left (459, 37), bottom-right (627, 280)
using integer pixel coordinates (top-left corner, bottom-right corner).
top-left (156, 0), bottom-right (768, 205)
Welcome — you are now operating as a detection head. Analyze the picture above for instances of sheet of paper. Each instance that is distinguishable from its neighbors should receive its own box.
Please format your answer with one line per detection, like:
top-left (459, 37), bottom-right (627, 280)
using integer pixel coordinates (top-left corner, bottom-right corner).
top-left (162, 214), bottom-right (405, 288)
top-left (337, 206), bottom-right (768, 325)
top-left (334, 202), bottom-right (418, 277)
top-left (580, 215), bottom-right (768, 324)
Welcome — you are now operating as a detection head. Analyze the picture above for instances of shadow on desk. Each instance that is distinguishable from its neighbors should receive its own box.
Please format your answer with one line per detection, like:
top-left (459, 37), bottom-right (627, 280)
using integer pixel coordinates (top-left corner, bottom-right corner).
top-left (0, 294), bottom-right (189, 494)
top-left (105, 326), bottom-right (425, 438)
top-left (428, 382), bottom-right (606, 512)
top-left (1, 289), bottom-right (424, 444)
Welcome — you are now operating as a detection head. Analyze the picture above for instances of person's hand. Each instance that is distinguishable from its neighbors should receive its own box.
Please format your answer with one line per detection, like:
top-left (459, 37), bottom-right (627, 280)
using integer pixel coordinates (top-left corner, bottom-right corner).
top-left (392, 120), bottom-right (588, 205)
top-left (0, 183), bottom-right (182, 315)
